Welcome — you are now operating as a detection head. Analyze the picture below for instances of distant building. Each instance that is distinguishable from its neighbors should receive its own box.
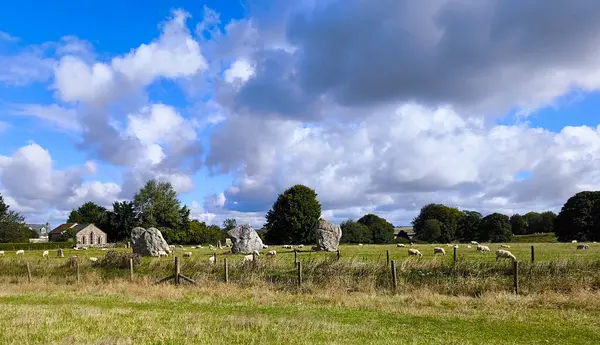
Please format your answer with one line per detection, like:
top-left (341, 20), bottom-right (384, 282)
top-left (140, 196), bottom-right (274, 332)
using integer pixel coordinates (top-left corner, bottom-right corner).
top-left (27, 222), bottom-right (51, 243)
top-left (394, 226), bottom-right (414, 239)
top-left (48, 223), bottom-right (107, 246)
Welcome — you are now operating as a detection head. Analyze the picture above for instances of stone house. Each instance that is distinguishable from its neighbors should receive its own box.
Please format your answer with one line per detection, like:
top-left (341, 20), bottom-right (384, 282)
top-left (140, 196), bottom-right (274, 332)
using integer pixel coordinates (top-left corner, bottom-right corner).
top-left (48, 223), bottom-right (108, 247)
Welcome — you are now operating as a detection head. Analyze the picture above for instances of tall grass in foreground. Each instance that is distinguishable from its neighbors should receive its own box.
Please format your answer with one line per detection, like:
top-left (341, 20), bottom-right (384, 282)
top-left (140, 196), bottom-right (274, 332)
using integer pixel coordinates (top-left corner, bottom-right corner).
top-left (1, 253), bottom-right (599, 296)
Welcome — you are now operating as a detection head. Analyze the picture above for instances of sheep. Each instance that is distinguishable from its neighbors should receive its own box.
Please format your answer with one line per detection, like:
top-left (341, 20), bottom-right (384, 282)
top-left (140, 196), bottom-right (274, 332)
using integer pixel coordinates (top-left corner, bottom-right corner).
top-left (577, 244), bottom-right (589, 250)
top-left (453, 245), bottom-right (459, 249)
top-left (266, 250), bottom-right (277, 257)
top-left (477, 245), bottom-right (490, 252)
top-left (82, 247), bottom-right (88, 250)
top-left (495, 249), bottom-right (517, 262)
top-left (191, 246), bottom-right (196, 249)
top-left (42, 250), bottom-right (49, 258)
top-left (16, 250), bottom-right (24, 255)
top-left (410, 242), bottom-right (415, 246)
top-left (283, 245), bottom-right (293, 249)
top-left (158, 250), bottom-right (169, 257)
top-left (396, 243), bottom-right (406, 248)
top-left (358, 243), bottom-right (363, 246)
top-left (101, 248), bottom-right (107, 251)
top-left (169, 245), bottom-right (176, 249)
top-left (73, 247), bottom-right (79, 251)
top-left (408, 248), bottom-right (423, 257)
top-left (433, 247), bottom-right (446, 256)
top-left (208, 256), bottom-right (216, 264)
top-left (447, 244), bottom-right (454, 247)
top-left (183, 252), bottom-right (192, 257)
top-left (0, 251), bottom-right (4, 255)
top-left (467, 245), bottom-right (472, 249)
top-left (572, 240), bottom-right (578, 244)
top-left (470, 241), bottom-right (479, 245)
top-left (179, 245), bottom-right (184, 249)
top-left (262, 244), bottom-right (269, 249)
top-left (297, 244), bottom-right (304, 248)
top-left (242, 254), bottom-right (255, 263)
top-left (89, 257), bottom-right (98, 262)
top-left (500, 244), bottom-right (511, 248)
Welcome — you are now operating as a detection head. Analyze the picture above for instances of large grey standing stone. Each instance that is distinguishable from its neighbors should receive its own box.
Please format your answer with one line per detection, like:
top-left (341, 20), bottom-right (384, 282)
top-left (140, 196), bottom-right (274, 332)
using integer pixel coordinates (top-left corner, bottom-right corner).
top-left (130, 227), bottom-right (171, 257)
top-left (228, 224), bottom-right (264, 254)
top-left (312, 219), bottom-right (342, 252)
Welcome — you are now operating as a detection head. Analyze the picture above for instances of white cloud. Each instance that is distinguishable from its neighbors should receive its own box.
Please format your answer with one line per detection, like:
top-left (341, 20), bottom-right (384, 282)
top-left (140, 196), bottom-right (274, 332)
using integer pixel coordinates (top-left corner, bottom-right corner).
top-left (6, 104), bottom-right (80, 132)
top-left (0, 31), bottom-right (19, 42)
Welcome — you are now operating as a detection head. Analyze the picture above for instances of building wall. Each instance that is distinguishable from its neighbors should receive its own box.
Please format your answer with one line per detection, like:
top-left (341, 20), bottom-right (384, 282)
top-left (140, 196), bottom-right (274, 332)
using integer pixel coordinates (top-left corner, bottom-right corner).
top-left (76, 224), bottom-right (107, 247)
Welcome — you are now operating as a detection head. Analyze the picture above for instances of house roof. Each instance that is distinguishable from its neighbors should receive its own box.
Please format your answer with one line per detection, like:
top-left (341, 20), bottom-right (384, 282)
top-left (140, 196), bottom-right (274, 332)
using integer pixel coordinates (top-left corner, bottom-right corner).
top-left (48, 223), bottom-right (94, 235)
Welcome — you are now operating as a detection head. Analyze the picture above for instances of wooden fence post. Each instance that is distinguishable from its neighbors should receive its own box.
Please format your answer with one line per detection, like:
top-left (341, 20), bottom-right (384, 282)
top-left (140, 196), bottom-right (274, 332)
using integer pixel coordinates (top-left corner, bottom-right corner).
top-left (391, 260), bottom-right (397, 293)
top-left (174, 256), bottom-right (180, 285)
top-left (386, 250), bottom-right (390, 266)
top-left (531, 246), bottom-right (535, 264)
top-left (453, 247), bottom-right (457, 265)
top-left (26, 262), bottom-right (32, 283)
top-left (213, 253), bottom-right (217, 265)
top-left (337, 249), bottom-right (340, 261)
top-left (294, 249), bottom-right (298, 267)
top-left (297, 261), bottom-right (302, 287)
top-left (76, 258), bottom-right (80, 283)
top-left (129, 258), bottom-right (134, 282)
top-left (513, 260), bottom-right (519, 294)
top-left (224, 258), bottom-right (229, 283)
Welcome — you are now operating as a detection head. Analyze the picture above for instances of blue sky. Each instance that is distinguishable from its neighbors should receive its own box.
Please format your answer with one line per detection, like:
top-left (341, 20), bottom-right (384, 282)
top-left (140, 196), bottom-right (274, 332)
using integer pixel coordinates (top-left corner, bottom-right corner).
top-left (2, 1), bottom-right (600, 228)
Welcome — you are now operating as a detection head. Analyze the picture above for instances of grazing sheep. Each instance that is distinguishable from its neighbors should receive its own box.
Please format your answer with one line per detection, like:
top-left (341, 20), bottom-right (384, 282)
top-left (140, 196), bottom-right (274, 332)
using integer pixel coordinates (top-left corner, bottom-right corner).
top-left (16, 250), bottom-right (24, 255)
top-left (297, 244), bottom-right (304, 248)
top-left (434, 247), bottom-right (446, 256)
top-left (477, 245), bottom-right (490, 253)
top-left (467, 245), bottom-right (472, 249)
top-left (0, 251), bottom-right (5, 256)
top-left (183, 252), bottom-right (192, 257)
top-left (358, 243), bottom-right (363, 246)
top-left (410, 242), bottom-right (415, 246)
top-left (408, 248), bottom-right (423, 257)
top-left (89, 257), bottom-right (98, 262)
top-left (267, 250), bottom-right (277, 257)
top-left (208, 256), bottom-right (216, 264)
top-left (191, 246), bottom-right (196, 249)
top-left (42, 250), bottom-right (49, 258)
top-left (396, 243), bottom-right (406, 248)
top-left (500, 244), bottom-right (511, 248)
top-left (179, 245), bottom-right (184, 249)
top-left (262, 244), bottom-right (269, 249)
top-left (101, 248), bottom-right (107, 251)
top-left (577, 244), bottom-right (589, 250)
top-left (169, 245), bottom-right (176, 249)
top-left (447, 244), bottom-right (454, 247)
top-left (453, 245), bottom-right (459, 249)
top-left (495, 250), bottom-right (517, 262)
top-left (242, 254), bottom-right (255, 263)
top-left (283, 245), bottom-right (293, 249)
top-left (73, 247), bottom-right (79, 251)
top-left (82, 247), bottom-right (88, 250)
top-left (572, 240), bottom-right (578, 244)
top-left (470, 241), bottom-right (479, 245)
top-left (158, 250), bottom-right (169, 257)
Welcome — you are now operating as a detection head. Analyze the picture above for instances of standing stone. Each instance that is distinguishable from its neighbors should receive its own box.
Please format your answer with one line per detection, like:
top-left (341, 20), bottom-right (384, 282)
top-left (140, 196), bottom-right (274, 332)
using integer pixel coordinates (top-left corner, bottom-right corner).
top-left (225, 238), bottom-right (232, 247)
top-left (130, 227), bottom-right (171, 257)
top-left (57, 248), bottom-right (64, 258)
top-left (228, 224), bottom-right (264, 254)
top-left (312, 219), bottom-right (342, 252)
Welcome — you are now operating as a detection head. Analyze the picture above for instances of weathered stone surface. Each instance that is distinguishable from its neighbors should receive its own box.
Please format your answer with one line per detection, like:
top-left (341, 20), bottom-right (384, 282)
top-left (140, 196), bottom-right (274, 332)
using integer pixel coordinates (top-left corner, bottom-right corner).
top-left (228, 224), bottom-right (264, 254)
top-left (130, 227), bottom-right (171, 257)
top-left (57, 248), bottom-right (64, 258)
top-left (312, 219), bottom-right (342, 252)
top-left (225, 238), bottom-right (232, 247)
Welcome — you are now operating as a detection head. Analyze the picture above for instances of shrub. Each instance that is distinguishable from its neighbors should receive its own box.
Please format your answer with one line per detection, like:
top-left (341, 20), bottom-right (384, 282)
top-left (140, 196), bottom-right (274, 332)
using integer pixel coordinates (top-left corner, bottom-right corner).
top-left (97, 250), bottom-right (141, 269)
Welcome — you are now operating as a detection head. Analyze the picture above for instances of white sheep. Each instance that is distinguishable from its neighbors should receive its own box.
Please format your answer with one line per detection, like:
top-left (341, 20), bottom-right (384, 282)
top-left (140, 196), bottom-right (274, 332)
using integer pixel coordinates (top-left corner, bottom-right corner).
top-left (500, 244), bottom-right (511, 248)
top-left (42, 250), bottom-right (49, 258)
top-left (89, 257), bottom-right (98, 262)
top-left (358, 243), bottom-right (363, 246)
top-left (297, 244), bottom-right (304, 248)
top-left (572, 240), bottom-right (578, 244)
top-left (179, 245), bottom-right (184, 249)
top-left (183, 252), bottom-right (192, 257)
top-left (0, 251), bottom-right (4, 256)
top-left (447, 244), bottom-right (454, 247)
top-left (396, 243), bottom-right (406, 248)
top-left (169, 245), bottom-right (176, 249)
top-left (242, 254), bottom-right (255, 263)
top-left (467, 245), bottom-right (472, 249)
top-left (577, 244), bottom-right (589, 250)
top-left (16, 250), bottom-right (24, 255)
top-left (101, 248), bottom-right (107, 251)
top-left (408, 248), bottom-right (423, 257)
top-left (470, 241), bottom-right (479, 245)
top-left (433, 247), bottom-right (446, 256)
top-left (266, 250), bottom-right (277, 257)
top-left (262, 244), bottom-right (269, 249)
top-left (477, 245), bottom-right (490, 252)
top-left (283, 245), bottom-right (293, 249)
top-left (453, 245), bottom-right (459, 249)
top-left (191, 246), bottom-right (196, 249)
top-left (82, 247), bottom-right (88, 250)
top-left (495, 250), bottom-right (517, 262)
top-left (208, 256), bottom-right (216, 264)
top-left (73, 247), bottom-right (79, 251)
top-left (158, 250), bottom-right (169, 257)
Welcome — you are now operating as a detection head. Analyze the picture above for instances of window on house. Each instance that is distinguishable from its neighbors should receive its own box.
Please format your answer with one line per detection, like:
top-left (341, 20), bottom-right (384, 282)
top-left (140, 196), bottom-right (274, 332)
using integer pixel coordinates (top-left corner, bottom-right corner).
top-left (97, 236), bottom-right (101, 244)
top-left (90, 232), bottom-right (94, 245)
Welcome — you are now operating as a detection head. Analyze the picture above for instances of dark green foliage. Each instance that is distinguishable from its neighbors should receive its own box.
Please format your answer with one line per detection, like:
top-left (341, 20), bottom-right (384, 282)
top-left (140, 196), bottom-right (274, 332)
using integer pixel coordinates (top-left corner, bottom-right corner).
top-left (96, 250), bottom-right (141, 269)
top-left (539, 211), bottom-right (557, 233)
top-left (340, 220), bottom-right (372, 244)
top-left (187, 220), bottom-right (222, 244)
top-left (555, 191), bottom-right (600, 242)
top-left (59, 227), bottom-right (78, 242)
top-left (106, 201), bottom-right (139, 242)
top-left (265, 185), bottom-right (322, 244)
top-left (509, 214), bottom-right (527, 235)
top-left (456, 210), bottom-right (482, 242)
top-left (421, 219), bottom-right (442, 242)
top-left (68, 202), bottom-right (108, 225)
top-left (413, 204), bottom-right (462, 243)
top-left (222, 219), bottom-right (237, 231)
top-left (0, 193), bottom-right (37, 243)
top-left (357, 214), bottom-right (395, 244)
top-left (478, 213), bottom-right (512, 243)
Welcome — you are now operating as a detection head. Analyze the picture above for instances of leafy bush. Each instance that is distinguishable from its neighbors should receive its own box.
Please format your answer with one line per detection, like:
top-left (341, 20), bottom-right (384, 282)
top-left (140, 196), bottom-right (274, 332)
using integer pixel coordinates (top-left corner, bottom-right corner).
top-left (97, 250), bottom-right (141, 269)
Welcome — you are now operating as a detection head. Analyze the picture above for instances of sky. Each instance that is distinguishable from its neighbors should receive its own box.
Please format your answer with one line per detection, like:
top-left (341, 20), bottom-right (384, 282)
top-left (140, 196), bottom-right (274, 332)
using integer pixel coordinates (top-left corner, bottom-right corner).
top-left (2, 0), bottom-right (600, 229)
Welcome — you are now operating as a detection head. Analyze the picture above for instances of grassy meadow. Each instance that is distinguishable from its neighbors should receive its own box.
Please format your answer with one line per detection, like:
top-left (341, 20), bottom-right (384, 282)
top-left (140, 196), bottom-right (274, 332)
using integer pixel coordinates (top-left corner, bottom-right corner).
top-left (1, 240), bottom-right (599, 344)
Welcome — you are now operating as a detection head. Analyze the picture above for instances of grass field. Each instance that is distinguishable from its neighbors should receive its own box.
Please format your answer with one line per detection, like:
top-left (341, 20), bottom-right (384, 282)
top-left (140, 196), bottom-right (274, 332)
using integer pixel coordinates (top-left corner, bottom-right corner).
top-left (1, 242), bottom-right (599, 344)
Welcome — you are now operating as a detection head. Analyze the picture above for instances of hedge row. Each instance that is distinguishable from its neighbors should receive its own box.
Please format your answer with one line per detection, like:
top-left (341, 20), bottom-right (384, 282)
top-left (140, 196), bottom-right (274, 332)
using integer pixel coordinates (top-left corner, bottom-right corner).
top-left (0, 242), bottom-right (72, 250)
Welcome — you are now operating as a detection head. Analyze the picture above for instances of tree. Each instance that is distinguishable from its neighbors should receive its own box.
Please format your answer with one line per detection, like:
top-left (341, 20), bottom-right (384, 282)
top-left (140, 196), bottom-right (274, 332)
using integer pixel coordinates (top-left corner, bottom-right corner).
top-left (413, 204), bottom-right (462, 243)
top-left (478, 213), bottom-right (512, 243)
top-left (421, 219), bottom-right (442, 242)
top-left (457, 210), bottom-right (482, 241)
top-left (0, 194), bottom-right (36, 243)
top-left (68, 202), bottom-right (107, 225)
top-left (555, 191), bottom-right (600, 242)
top-left (106, 201), bottom-right (139, 242)
top-left (222, 219), bottom-right (237, 231)
top-left (357, 214), bottom-right (395, 244)
top-left (509, 214), bottom-right (527, 235)
top-left (396, 230), bottom-right (410, 243)
top-left (67, 210), bottom-right (82, 224)
top-left (523, 212), bottom-right (543, 234)
top-left (264, 185), bottom-right (322, 244)
top-left (133, 180), bottom-right (189, 235)
top-left (539, 211), bottom-right (557, 233)
top-left (340, 220), bottom-right (372, 244)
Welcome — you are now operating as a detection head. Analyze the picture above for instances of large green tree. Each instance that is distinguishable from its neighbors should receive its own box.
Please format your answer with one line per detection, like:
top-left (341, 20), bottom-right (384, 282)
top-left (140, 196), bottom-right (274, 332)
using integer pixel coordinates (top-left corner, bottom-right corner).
top-left (264, 185), bottom-right (322, 244)
top-left (509, 214), bottom-right (527, 235)
top-left (456, 210), bottom-right (482, 242)
top-left (413, 204), bottom-right (462, 242)
top-left (539, 211), bottom-right (557, 233)
top-left (340, 220), bottom-right (372, 244)
top-left (555, 191), bottom-right (600, 242)
top-left (357, 214), bottom-right (395, 244)
top-left (133, 180), bottom-right (188, 230)
top-left (421, 219), bottom-right (442, 242)
top-left (68, 201), bottom-right (108, 225)
top-left (478, 213), bottom-right (512, 243)
top-left (0, 193), bottom-right (36, 243)
top-left (106, 201), bottom-right (139, 242)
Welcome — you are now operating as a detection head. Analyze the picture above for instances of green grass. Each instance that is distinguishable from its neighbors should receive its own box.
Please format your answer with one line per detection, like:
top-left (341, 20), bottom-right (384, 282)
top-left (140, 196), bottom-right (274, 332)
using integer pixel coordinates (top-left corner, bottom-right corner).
top-left (512, 233), bottom-right (558, 243)
top-left (0, 282), bottom-right (599, 344)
